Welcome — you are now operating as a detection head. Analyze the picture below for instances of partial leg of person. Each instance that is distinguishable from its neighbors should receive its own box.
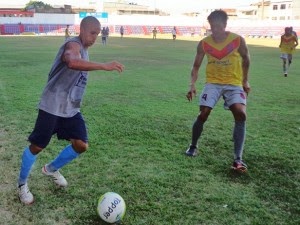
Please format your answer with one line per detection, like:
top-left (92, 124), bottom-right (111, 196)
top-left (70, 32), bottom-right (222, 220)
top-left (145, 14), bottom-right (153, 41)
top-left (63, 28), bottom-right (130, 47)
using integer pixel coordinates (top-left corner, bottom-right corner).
top-left (18, 109), bottom-right (55, 204)
top-left (18, 145), bottom-right (42, 204)
top-left (288, 54), bottom-right (292, 66)
top-left (233, 120), bottom-right (246, 161)
top-left (280, 53), bottom-right (289, 77)
top-left (230, 103), bottom-right (247, 172)
top-left (287, 54), bottom-right (293, 76)
top-left (185, 84), bottom-right (221, 157)
top-left (42, 140), bottom-right (87, 187)
top-left (185, 107), bottom-right (211, 156)
top-left (224, 86), bottom-right (248, 172)
top-left (283, 58), bottom-right (288, 76)
top-left (42, 112), bottom-right (88, 186)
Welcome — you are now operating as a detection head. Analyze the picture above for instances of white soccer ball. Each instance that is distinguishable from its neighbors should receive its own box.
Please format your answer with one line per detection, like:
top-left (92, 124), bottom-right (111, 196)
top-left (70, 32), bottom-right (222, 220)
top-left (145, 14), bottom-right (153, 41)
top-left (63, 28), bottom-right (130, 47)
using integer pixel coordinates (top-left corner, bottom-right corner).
top-left (97, 192), bottom-right (126, 223)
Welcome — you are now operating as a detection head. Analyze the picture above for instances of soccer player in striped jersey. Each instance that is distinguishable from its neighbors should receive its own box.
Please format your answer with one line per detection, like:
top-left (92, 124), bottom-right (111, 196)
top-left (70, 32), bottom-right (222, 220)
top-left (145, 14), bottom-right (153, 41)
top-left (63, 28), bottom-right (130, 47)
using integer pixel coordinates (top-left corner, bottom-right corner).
top-left (185, 10), bottom-right (251, 173)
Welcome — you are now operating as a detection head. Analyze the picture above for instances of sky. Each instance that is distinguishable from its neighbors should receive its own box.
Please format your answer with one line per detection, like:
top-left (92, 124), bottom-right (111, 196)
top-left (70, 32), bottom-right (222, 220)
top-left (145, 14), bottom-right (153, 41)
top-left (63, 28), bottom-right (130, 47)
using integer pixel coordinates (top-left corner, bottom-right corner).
top-left (0, 0), bottom-right (258, 13)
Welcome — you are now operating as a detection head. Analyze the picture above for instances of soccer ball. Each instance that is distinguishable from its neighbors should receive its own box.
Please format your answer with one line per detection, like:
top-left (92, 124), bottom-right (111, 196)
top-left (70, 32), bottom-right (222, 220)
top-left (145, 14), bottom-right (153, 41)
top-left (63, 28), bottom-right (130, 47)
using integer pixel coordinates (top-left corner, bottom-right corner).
top-left (97, 192), bottom-right (126, 223)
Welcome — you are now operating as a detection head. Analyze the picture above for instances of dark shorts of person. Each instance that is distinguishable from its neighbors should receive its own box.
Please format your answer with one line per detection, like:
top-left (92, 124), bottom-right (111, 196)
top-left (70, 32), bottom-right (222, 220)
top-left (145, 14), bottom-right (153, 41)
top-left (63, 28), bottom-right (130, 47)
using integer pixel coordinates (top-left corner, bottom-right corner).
top-left (28, 109), bottom-right (88, 148)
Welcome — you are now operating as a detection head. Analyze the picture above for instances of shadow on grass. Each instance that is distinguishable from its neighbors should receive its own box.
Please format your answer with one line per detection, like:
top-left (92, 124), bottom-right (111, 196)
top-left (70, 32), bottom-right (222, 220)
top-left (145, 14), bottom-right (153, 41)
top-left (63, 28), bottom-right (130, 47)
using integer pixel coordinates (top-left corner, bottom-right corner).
top-left (248, 155), bottom-right (299, 200)
top-left (223, 154), bottom-right (300, 222)
top-left (73, 213), bottom-right (124, 225)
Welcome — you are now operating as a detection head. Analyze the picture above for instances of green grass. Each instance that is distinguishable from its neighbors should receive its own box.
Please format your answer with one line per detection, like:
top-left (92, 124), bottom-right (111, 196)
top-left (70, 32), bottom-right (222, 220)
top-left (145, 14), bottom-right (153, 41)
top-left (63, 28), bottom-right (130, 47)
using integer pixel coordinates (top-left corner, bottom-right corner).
top-left (0, 36), bottom-right (299, 225)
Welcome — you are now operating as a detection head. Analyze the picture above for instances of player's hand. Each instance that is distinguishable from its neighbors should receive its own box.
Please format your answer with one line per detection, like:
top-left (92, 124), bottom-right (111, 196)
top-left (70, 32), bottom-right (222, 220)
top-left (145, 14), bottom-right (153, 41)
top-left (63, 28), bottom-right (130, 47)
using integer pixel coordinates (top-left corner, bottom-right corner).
top-left (111, 61), bottom-right (125, 73)
top-left (186, 90), bottom-right (196, 102)
top-left (242, 81), bottom-right (251, 96)
top-left (105, 61), bottom-right (124, 73)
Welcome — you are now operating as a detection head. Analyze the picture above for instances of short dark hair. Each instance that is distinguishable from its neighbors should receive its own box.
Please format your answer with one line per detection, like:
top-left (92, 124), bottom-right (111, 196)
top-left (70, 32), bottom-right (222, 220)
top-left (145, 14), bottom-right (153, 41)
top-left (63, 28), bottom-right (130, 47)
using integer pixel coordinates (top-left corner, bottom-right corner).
top-left (207, 10), bottom-right (228, 23)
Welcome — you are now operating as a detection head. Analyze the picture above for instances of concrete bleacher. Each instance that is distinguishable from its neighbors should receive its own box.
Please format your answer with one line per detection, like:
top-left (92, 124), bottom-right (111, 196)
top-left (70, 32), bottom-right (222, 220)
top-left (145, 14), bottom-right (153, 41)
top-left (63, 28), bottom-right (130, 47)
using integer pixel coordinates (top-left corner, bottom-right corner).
top-left (1, 12), bottom-right (299, 39)
top-left (4, 24), bottom-right (20, 34)
top-left (129, 25), bottom-right (143, 35)
top-left (0, 24), bottom-right (80, 35)
top-left (0, 23), bottom-right (296, 39)
top-left (227, 26), bottom-right (253, 37)
top-left (227, 25), bottom-right (285, 38)
top-left (248, 27), bottom-right (269, 38)
top-left (144, 26), bottom-right (154, 35)
top-left (114, 25), bottom-right (200, 36)
top-left (264, 27), bottom-right (283, 38)
top-left (24, 24), bottom-right (40, 33)
top-left (293, 26), bottom-right (300, 36)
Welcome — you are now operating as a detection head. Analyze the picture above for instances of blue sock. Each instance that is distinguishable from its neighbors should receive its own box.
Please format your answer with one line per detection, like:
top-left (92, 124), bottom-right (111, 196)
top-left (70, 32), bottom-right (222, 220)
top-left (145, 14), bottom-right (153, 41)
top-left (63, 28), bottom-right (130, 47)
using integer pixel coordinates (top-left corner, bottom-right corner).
top-left (18, 147), bottom-right (37, 186)
top-left (47, 145), bottom-right (80, 172)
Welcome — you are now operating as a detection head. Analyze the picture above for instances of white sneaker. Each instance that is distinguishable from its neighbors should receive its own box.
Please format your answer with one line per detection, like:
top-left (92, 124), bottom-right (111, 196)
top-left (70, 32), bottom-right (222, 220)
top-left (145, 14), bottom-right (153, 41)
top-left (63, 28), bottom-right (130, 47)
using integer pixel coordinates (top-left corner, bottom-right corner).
top-left (42, 165), bottom-right (68, 187)
top-left (18, 183), bottom-right (34, 205)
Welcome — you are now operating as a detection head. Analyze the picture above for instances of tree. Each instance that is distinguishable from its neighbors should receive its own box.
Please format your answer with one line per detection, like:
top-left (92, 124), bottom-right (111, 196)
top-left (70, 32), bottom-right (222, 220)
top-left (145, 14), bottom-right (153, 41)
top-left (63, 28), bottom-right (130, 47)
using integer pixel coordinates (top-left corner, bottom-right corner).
top-left (24, 1), bottom-right (53, 11)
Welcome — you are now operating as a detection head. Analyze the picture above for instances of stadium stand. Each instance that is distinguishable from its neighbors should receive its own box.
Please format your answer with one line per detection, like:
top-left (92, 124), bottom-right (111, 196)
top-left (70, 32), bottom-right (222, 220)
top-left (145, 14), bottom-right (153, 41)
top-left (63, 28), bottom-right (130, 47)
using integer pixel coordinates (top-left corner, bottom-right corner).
top-left (130, 25), bottom-right (143, 35)
top-left (264, 27), bottom-right (283, 38)
top-left (295, 26), bottom-right (300, 36)
top-left (42, 24), bottom-right (62, 33)
top-left (24, 24), bottom-right (40, 33)
top-left (4, 24), bottom-right (20, 35)
top-left (0, 2), bottom-right (299, 39)
top-left (226, 25), bottom-right (285, 39)
top-left (0, 23), bottom-right (296, 39)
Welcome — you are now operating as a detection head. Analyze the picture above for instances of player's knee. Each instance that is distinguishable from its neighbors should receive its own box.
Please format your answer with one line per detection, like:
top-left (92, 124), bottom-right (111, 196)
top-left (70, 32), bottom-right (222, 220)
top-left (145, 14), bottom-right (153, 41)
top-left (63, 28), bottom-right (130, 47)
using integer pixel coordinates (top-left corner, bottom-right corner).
top-left (198, 107), bottom-right (211, 122)
top-left (29, 144), bottom-right (44, 155)
top-left (235, 110), bottom-right (247, 121)
top-left (72, 140), bottom-right (88, 153)
top-left (198, 112), bottom-right (209, 122)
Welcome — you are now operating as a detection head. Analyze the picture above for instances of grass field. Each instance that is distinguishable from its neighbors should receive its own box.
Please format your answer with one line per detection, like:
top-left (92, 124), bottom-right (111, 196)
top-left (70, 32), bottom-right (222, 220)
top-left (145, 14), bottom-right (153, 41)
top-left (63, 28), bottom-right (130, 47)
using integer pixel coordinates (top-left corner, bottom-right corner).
top-left (0, 35), bottom-right (299, 225)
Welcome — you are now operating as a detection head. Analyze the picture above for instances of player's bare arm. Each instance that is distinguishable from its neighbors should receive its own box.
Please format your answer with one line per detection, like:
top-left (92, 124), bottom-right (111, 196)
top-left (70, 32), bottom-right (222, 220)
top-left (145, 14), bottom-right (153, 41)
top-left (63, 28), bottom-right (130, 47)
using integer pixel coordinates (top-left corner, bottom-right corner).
top-left (294, 38), bottom-right (298, 48)
top-left (187, 41), bottom-right (205, 101)
top-left (62, 42), bottom-right (124, 73)
top-left (279, 36), bottom-right (283, 48)
top-left (238, 37), bottom-right (251, 95)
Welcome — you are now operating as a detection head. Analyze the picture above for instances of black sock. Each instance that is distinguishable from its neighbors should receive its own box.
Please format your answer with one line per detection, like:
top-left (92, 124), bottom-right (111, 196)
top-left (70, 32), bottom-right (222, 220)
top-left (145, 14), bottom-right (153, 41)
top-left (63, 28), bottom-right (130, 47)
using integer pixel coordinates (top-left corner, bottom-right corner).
top-left (191, 118), bottom-right (204, 147)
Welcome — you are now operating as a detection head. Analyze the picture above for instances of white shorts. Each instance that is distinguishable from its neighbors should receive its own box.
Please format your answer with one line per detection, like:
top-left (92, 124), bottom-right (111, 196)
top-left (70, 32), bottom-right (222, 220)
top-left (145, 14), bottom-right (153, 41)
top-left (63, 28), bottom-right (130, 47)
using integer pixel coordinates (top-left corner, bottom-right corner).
top-left (280, 53), bottom-right (292, 60)
top-left (199, 83), bottom-right (247, 110)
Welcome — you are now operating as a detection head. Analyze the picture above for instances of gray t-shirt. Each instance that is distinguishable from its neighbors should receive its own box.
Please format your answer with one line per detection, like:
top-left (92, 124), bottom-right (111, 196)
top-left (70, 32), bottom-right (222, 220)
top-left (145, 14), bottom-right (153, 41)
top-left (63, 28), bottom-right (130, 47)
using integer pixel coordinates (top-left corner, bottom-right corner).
top-left (38, 37), bottom-right (89, 117)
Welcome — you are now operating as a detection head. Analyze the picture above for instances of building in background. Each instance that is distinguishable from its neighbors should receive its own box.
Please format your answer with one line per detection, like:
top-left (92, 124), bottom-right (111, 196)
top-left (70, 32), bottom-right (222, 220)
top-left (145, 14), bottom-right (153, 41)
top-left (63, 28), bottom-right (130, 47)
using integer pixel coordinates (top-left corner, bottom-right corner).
top-left (0, 0), bottom-right (299, 37)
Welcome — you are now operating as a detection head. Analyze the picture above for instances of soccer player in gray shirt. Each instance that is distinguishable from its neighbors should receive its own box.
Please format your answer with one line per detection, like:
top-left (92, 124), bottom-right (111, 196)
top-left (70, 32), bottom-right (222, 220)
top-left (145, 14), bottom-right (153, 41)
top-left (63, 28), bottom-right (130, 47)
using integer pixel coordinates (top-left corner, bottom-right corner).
top-left (18, 16), bottom-right (124, 205)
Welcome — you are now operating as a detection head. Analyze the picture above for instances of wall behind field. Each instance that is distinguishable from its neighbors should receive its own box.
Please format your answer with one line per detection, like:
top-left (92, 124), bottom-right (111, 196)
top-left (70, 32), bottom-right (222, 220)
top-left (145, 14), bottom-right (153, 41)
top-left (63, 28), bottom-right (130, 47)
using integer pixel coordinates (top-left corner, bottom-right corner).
top-left (0, 13), bottom-right (76, 25)
top-left (0, 13), bottom-right (299, 38)
top-left (1, 12), bottom-right (299, 27)
top-left (0, 13), bottom-right (204, 26)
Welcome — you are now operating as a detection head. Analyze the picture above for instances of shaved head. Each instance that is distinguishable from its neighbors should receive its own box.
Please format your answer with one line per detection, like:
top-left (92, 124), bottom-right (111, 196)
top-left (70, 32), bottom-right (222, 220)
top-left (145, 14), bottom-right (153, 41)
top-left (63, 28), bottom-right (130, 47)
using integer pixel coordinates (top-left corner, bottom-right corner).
top-left (79, 16), bottom-right (101, 48)
top-left (80, 16), bottom-right (101, 30)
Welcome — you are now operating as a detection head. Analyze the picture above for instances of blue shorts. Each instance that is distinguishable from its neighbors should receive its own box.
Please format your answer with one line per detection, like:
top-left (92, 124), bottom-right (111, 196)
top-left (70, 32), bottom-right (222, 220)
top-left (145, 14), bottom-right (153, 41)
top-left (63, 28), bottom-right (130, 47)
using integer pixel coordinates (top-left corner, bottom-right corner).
top-left (199, 83), bottom-right (247, 110)
top-left (28, 110), bottom-right (88, 148)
